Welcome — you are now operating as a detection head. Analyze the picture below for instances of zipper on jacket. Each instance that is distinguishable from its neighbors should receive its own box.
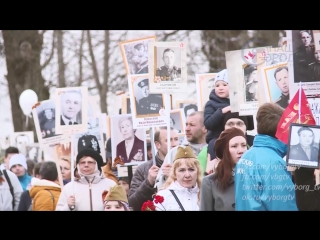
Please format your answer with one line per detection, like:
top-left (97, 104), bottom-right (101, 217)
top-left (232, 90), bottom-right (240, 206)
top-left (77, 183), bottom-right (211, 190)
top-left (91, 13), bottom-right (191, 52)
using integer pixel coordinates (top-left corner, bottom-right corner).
top-left (86, 177), bottom-right (95, 211)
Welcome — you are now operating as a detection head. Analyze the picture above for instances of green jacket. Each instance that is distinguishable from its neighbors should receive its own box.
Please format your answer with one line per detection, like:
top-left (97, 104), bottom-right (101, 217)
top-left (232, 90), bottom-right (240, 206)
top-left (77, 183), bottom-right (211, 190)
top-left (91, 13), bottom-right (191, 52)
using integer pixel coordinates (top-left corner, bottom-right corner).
top-left (198, 144), bottom-right (251, 176)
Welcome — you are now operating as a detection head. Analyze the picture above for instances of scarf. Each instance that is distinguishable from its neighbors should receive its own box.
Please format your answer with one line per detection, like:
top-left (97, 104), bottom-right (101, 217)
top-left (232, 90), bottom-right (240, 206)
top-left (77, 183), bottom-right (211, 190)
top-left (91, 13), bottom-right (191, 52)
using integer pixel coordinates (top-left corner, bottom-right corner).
top-left (155, 153), bottom-right (163, 168)
top-left (19, 172), bottom-right (32, 191)
top-left (75, 164), bottom-right (104, 184)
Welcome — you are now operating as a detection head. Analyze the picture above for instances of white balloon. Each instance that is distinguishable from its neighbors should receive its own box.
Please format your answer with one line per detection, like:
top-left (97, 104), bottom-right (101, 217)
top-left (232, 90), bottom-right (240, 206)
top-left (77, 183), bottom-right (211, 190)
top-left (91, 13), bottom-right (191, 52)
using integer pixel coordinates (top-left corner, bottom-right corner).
top-left (19, 89), bottom-right (38, 116)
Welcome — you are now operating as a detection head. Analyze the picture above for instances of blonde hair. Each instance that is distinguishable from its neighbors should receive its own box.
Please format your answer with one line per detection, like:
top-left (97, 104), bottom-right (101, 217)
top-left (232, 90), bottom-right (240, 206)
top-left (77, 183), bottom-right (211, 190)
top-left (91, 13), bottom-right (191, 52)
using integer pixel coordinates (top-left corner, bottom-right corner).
top-left (60, 156), bottom-right (75, 169)
top-left (161, 157), bottom-right (202, 202)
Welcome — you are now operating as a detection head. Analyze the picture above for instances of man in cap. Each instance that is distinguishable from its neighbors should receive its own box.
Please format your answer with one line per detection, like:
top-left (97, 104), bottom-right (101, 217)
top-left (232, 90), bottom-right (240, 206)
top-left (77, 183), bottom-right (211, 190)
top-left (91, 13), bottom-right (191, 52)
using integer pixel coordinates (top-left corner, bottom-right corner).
top-left (273, 66), bottom-right (290, 109)
top-left (41, 104), bottom-right (55, 138)
top-left (136, 79), bottom-right (163, 115)
top-left (156, 48), bottom-right (181, 81)
top-left (132, 43), bottom-right (148, 74)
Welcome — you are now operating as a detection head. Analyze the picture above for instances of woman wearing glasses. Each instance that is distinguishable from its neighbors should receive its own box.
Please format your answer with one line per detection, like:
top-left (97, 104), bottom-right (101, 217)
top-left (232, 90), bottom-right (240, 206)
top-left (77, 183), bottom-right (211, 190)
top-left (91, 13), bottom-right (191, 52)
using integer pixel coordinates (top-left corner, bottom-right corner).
top-left (56, 148), bottom-right (116, 211)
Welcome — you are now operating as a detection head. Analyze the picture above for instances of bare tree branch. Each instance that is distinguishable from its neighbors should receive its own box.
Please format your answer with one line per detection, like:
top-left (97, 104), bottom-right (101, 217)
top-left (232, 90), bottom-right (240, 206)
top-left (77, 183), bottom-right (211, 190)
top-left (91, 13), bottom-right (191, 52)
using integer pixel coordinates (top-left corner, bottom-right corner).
top-left (86, 30), bottom-right (101, 89)
top-left (78, 30), bottom-right (85, 86)
top-left (41, 31), bottom-right (55, 70)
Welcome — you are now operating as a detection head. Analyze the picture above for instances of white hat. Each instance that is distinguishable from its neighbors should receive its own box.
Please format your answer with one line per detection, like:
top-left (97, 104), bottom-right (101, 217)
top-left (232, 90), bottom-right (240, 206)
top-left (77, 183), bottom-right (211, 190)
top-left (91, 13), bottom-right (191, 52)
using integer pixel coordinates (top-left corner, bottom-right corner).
top-left (214, 69), bottom-right (228, 84)
top-left (9, 154), bottom-right (27, 170)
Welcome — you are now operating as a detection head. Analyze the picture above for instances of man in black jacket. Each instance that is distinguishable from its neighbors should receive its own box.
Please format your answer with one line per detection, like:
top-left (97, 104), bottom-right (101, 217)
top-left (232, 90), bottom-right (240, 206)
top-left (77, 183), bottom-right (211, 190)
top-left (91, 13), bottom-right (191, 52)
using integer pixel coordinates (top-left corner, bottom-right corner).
top-left (128, 127), bottom-right (179, 211)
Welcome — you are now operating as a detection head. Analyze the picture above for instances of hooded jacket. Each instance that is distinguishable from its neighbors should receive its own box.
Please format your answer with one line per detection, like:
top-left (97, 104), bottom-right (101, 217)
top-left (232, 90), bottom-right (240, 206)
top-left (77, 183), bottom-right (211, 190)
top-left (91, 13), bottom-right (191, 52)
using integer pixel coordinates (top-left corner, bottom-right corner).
top-left (29, 178), bottom-right (61, 211)
top-left (234, 134), bottom-right (298, 211)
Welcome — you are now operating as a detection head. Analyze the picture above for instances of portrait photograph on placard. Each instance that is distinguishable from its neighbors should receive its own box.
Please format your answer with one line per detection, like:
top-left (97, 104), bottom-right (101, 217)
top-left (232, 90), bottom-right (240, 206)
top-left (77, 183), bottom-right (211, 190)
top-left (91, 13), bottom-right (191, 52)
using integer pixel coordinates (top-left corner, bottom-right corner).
top-left (9, 131), bottom-right (34, 155)
top-left (148, 41), bottom-right (187, 93)
top-left (32, 100), bottom-right (66, 146)
top-left (99, 113), bottom-right (111, 147)
top-left (260, 62), bottom-right (290, 109)
top-left (287, 30), bottom-right (320, 98)
top-left (119, 36), bottom-right (156, 75)
top-left (55, 86), bottom-right (88, 135)
top-left (257, 50), bottom-right (291, 105)
top-left (25, 143), bottom-right (41, 162)
top-left (195, 73), bottom-right (217, 110)
top-left (72, 116), bottom-right (106, 163)
top-left (308, 98), bottom-right (320, 126)
top-left (170, 109), bottom-right (186, 134)
top-left (121, 95), bottom-right (132, 114)
top-left (88, 95), bottom-right (101, 117)
top-left (110, 114), bottom-right (147, 166)
top-left (226, 47), bottom-right (266, 115)
top-left (176, 100), bottom-right (198, 118)
top-left (128, 74), bottom-right (167, 128)
top-left (287, 123), bottom-right (320, 168)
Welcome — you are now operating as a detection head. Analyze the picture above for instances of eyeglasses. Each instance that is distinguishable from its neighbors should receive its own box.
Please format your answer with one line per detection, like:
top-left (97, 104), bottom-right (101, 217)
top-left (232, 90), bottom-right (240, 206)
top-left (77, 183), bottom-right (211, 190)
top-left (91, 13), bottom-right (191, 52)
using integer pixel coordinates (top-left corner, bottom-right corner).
top-left (79, 161), bottom-right (96, 166)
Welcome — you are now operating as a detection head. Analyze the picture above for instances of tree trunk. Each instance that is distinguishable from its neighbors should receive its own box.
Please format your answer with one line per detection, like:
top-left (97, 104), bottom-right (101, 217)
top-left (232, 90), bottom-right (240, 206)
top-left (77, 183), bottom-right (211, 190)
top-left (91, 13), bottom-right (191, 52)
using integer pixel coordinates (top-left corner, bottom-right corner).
top-left (78, 30), bottom-right (85, 86)
top-left (102, 30), bottom-right (110, 114)
top-left (56, 30), bottom-right (66, 87)
top-left (2, 30), bottom-right (50, 140)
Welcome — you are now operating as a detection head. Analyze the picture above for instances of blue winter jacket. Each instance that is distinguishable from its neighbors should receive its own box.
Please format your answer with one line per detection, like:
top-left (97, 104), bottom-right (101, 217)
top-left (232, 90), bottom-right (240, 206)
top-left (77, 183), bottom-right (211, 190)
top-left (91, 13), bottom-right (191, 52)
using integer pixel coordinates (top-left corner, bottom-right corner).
top-left (234, 134), bottom-right (298, 211)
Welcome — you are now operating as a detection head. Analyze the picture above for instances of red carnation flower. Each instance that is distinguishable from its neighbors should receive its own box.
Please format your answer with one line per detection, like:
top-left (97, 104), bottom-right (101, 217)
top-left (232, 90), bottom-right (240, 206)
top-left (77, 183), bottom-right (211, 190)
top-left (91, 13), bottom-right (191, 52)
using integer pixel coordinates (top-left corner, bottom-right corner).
top-left (154, 195), bottom-right (164, 204)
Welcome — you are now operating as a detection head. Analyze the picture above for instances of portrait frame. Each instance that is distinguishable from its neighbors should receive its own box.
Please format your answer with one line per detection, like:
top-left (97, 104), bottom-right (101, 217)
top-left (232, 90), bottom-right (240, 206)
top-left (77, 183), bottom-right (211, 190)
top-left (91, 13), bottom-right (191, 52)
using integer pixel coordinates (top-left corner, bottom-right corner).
top-left (119, 36), bottom-right (157, 75)
top-left (287, 30), bottom-right (320, 97)
top-left (121, 95), bottom-right (131, 114)
top-left (286, 123), bottom-right (320, 169)
top-left (25, 143), bottom-right (41, 163)
top-left (88, 95), bottom-right (101, 118)
top-left (260, 62), bottom-right (289, 105)
top-left (195, 73), bottom-right (217, 111)
top-left (308, 98), bottom-right (320, 126)
top-left (225, 47), bottom-right (267, 115)
top-left (313, 30), bottom-right (320, 51)
top-left (117, 165), bottom-right (138, 177)
top-left (256, 50), bottom-right (291, 106)
top-left (55, 86), bottom-right (88, 135)
top-left (32, 99), bottom-right (67, 147)
top-left (9, 131), bottom-right (34, 155)
top-left (148, 41), bottom-right (188, 94)
top-left (110, 114), bottom-right (147, 166)
top-left (128, 74), bottom-right (167, 129)
top-left (71, 116), bottom-right (106, 163)
top-left (170, 109), bottom-right (186, 134)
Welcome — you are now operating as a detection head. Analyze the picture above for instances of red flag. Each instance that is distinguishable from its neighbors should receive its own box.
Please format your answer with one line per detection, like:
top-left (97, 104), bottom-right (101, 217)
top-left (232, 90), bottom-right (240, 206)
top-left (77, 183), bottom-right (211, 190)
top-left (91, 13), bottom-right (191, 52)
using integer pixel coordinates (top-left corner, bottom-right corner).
top-left (275, 88), bottom-right (316, 144)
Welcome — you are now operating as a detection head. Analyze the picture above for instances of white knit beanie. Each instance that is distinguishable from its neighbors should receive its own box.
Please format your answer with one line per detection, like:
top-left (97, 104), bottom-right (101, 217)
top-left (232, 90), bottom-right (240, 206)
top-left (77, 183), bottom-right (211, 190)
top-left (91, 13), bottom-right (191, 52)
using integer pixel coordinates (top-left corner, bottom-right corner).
top-left (9, 154), bottom-right (27, 170)
top-left (214, 69), bottom-right (228, 84)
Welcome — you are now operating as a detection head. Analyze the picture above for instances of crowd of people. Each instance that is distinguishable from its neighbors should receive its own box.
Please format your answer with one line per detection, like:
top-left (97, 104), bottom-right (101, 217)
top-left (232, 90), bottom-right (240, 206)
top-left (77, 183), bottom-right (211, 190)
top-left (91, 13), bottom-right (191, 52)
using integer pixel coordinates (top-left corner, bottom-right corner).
top-left (0, 68), bottom-right (319, 211)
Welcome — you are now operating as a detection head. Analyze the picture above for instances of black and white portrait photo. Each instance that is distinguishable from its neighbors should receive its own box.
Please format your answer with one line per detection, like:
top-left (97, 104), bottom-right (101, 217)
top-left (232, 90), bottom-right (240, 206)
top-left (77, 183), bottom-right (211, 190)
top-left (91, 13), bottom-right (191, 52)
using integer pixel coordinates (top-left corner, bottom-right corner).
top-left (177, 102), bottom-right (198, 118)
top-left (292, 30), bottom-right (318, 83)
top-left (32, 100), bottom-right (66, 146)
top-left (132, 78), bottom-right (163, 116)
top-left (170, 109), bottom-right (186, 134)
top-left (155, 47), bottom-right (182, 82)
top-left (55, 86), bottom-right (88, 135)
top-left (73, 117), bottom-right (105, 162)
top-left (244, 64), bottom-right (258, 102)
top-left (25, 144), bottom-right (40, 162)
top-left (119, 36), bottom-right (156, 75)
top-left (287, 124), bottom-right (320, 168)
top-left (9, 131), bottom-right (34, 155)
top-left (110, 114), bottom-right (147, 166)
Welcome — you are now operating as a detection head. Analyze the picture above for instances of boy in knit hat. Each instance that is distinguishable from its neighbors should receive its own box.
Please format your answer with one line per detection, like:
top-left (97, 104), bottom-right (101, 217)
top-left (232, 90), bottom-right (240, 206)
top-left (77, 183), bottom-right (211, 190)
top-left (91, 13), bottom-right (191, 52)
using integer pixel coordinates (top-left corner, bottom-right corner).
top-left (9, 154), bottom-right (32, 191)
top-left (102, 185), bottom-right (130, 211)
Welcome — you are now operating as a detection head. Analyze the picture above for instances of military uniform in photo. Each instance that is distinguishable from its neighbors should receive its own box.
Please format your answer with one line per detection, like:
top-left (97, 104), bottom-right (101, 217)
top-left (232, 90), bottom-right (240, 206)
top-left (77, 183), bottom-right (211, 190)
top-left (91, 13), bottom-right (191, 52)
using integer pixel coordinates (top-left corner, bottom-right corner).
top-left (136, 60), bottom-right (148, 74)
top-left (293, 44), bottom-right (314, 82)
top-left (77, 134), bottom-right (101, 154)
top-left (136, 79), bottom-right (163, 115)
top-left (274, 93), bottom-right (289, 109)
top-left (289, 144), bottom-right (319, 162)
top-left (308, 61), bottom-right (320, 81)
top-left (156, 65), bottom-right (181, 81)
top-left (41, 107), bottom-right (56, 138)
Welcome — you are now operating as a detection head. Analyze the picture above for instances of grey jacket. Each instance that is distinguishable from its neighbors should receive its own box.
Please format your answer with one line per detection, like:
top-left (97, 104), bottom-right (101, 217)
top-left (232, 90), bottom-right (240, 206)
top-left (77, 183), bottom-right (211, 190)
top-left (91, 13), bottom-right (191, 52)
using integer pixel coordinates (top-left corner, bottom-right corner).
top-left (128, 154), bottom-right (163, 211)
top-left (200, 173), bottom-right (235, 211)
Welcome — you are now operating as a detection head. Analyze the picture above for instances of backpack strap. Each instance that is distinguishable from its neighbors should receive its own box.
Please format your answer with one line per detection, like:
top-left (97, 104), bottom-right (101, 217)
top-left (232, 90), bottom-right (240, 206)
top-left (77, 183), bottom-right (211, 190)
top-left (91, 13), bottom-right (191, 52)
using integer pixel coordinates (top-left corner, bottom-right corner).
top-left (3, 170), bottom-right (14, 210)
top-left (46, 189), bottom-right (55, 211)
top-left (169, 189), bottom-right (185, 211)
